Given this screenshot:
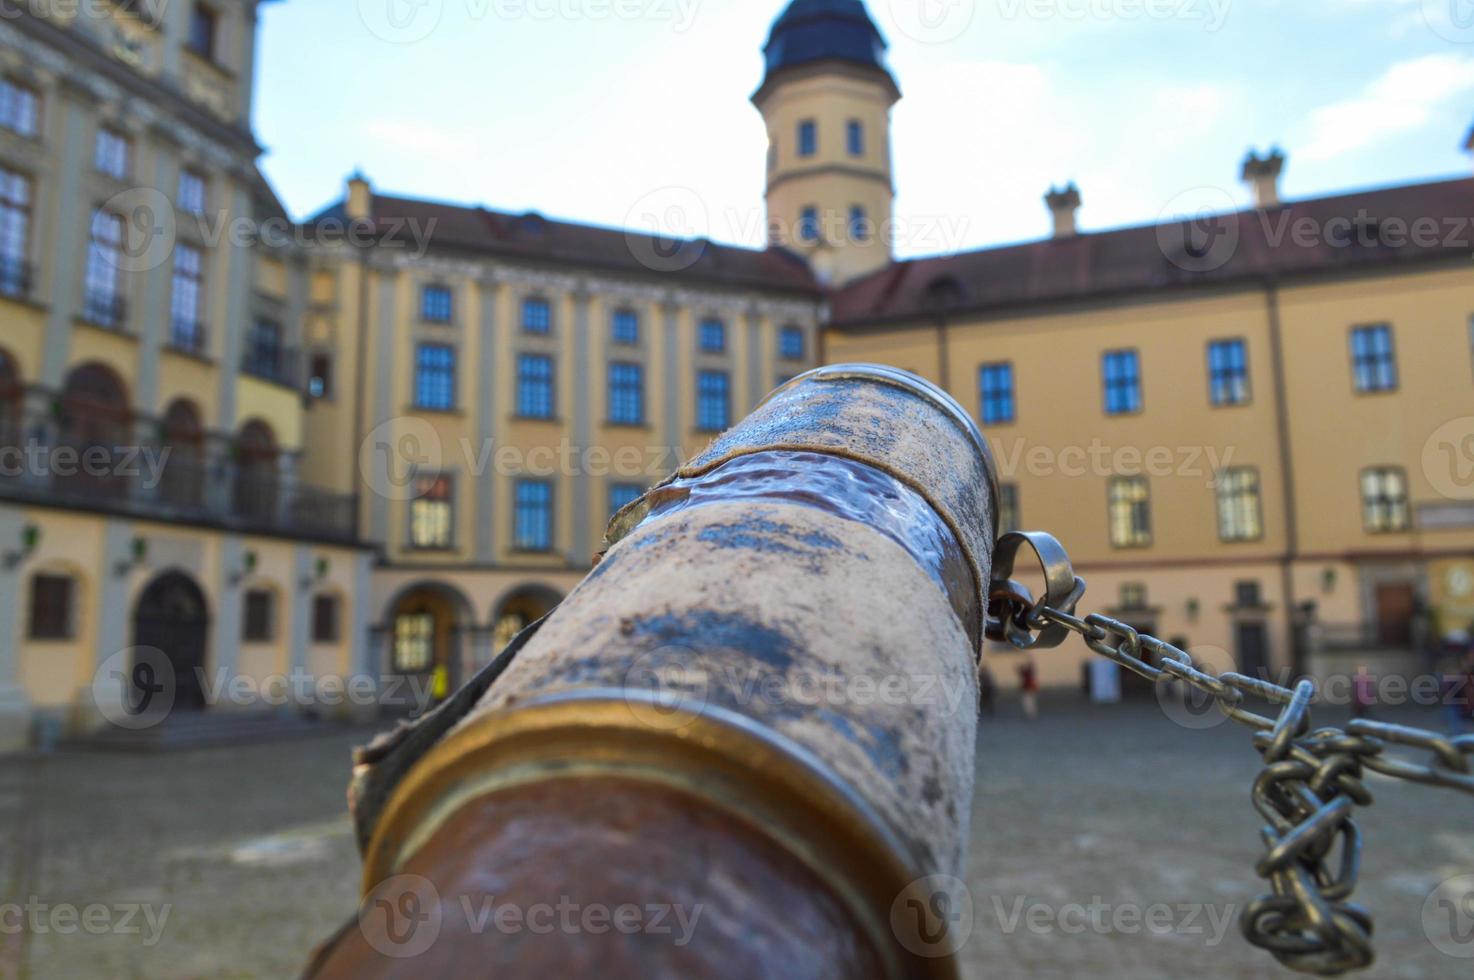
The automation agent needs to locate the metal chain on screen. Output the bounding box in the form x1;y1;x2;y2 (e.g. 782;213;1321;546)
986;532;1474;977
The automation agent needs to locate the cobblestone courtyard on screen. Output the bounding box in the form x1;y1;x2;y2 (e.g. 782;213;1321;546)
2;697;1469;979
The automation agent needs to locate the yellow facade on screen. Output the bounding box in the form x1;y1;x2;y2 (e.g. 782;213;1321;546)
3;0;1472;752
0;2;374;750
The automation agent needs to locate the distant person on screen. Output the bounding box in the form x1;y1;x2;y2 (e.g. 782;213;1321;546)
977;663;997;717
1439;656;1468;735
1351;666;1376;720
1018;659;1039;722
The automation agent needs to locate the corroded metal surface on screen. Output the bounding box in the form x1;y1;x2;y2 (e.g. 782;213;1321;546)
334;366;996;979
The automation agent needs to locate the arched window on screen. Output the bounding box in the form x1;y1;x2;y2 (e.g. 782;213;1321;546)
57;363;129;499
0;348;19;447
232;420;278;523
160;399;204;509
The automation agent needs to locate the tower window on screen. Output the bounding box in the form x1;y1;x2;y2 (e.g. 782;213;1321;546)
798;119;817;157
849;206;869;242
847;120;864;157
799;207;820;243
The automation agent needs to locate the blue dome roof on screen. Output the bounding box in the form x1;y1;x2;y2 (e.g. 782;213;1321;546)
763;0;889;78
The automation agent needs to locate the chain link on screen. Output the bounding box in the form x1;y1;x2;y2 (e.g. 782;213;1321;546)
987;532;1474;977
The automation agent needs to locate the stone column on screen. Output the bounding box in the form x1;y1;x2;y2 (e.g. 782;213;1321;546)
569;285;592;566
474;279;502;563
0;509;32;750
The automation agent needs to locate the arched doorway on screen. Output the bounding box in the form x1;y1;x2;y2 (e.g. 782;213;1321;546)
0;347;19;448
159;399;204;509
491;584;564;651
233;419;278;523
384;583;474;707
57;363;130;499
132;571;211;712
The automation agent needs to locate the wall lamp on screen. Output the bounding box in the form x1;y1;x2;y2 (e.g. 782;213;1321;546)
3;523;41;570
113;536;149;578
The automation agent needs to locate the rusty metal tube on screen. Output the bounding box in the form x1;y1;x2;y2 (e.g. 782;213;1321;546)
309;365;999;979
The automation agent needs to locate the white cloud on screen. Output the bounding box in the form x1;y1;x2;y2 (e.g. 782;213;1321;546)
1299;53;1474;162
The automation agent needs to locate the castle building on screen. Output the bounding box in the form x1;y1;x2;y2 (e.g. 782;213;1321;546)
0;0;1471;745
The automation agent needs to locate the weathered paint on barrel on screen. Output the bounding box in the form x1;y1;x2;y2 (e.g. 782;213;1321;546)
323;365;996;979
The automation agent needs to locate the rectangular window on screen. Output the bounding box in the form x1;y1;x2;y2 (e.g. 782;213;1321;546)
1120;583;1149;610
0;79;38;138
1350;324;1397;393
997;483;1020;533
609;482;643;518
393;613;434;673
84;210;125;328
1361;467;1410;533
849;206;869;242
608;361;644;425
414;343;456;411
697;370;730;432
516;353;554;418
799;207;820;243
94;127;129;180
178;169;207;215
514;479;553;552
699;318;726;353
311;595;340;644
847;119;864;157
0;167;31;298
1102;349;1142;415
410;474;454;549
798;119;817;157
421;284;453;323
169;244;204;353
779;326;804;360
245;318;284;379
978;362;1015;425
243;590;274;642
1235;581;1263;608
1216;467;1263;542
308;353;332;399
1108;476;1152;548
188;4;217;60
1208;338;1250;406
523;297;551;334
28;574;74;640
612;308;640;345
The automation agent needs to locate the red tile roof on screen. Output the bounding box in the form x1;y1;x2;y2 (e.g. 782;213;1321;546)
830;176;1474;328
308;193;822;295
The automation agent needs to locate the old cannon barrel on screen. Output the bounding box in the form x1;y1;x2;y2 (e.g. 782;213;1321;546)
309;365;1000;979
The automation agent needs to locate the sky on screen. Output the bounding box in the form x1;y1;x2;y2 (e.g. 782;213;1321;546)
254;0;1474;258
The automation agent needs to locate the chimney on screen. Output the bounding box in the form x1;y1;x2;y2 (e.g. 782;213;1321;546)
345;170;373;222
1044;183;1082;239
1240;149;1285;209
